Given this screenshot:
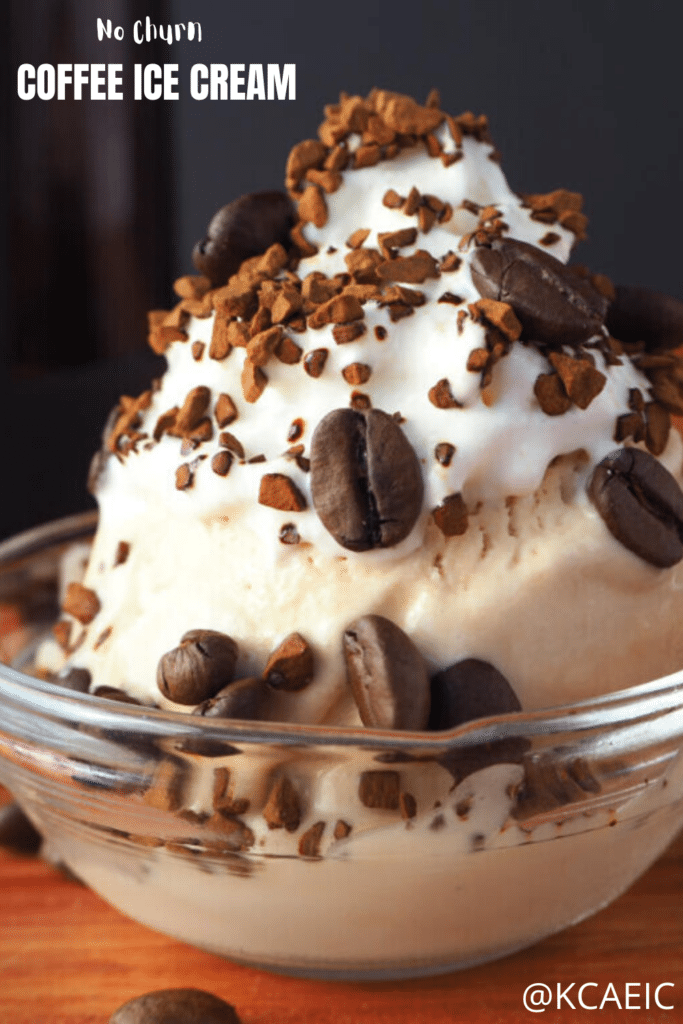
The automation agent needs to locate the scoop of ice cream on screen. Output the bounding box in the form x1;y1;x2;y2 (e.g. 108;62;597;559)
49;88;683;726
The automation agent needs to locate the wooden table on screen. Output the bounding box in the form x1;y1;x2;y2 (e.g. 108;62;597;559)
1;784;681;1024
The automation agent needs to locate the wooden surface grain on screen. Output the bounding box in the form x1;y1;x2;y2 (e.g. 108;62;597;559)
0;782;681;1024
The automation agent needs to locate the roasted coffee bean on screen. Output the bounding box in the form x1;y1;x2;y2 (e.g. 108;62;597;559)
587;447;683;567
157;629;238;705
109;988;241;1024
0;802;42;855
93;686;143;705
310;408;423;551
193;677;268;721
429;658;521;731
470;238;608;346
55;667;92;693
192;191;296;286
343;615;430;730
606;284;683;351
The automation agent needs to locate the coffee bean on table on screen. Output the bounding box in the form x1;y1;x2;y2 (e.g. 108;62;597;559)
587;448;683;567
0;802;42;855
310;408;424;551
429;658;522;731
109;988;241;1024
192;191;296;287
157;630;238;705
470;238;608;345
343;615;430;730
606;285;683;351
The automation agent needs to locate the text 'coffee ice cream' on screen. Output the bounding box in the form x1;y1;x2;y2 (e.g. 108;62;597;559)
47;88;683;730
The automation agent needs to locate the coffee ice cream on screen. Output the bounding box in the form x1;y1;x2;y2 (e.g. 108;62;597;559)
45;89;683;725
25;90;683;975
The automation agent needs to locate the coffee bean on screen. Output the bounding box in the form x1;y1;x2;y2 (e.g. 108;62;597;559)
343;615;430;730
310;408;423;551
93;686;143;705
587;448;683;567
429;658;521;731
192;677;269;721
192;191;296;287
157;630;238;705
109;988;241;1024
55;667;92;693
0;802;42;855
606;285;683;351
470;238;608;346
429;660;527;783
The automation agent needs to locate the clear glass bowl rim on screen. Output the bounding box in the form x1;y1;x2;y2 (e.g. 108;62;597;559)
2;510;683;755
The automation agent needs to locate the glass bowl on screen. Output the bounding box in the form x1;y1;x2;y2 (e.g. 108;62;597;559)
1;512;683;980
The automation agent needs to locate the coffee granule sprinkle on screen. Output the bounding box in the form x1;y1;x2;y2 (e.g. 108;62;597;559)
346;228;371;249
279;523;300;545
259;473;307;512
288;418;305;442
298;821;325;857
375;325;388;341
428;379;462;409
333;321;366;345
332;819;352;840
383;189;404;209
191;341;205;361
350;391;372;410
94;626;113;650
114;541;130;566
175;463;194;490
63;582;101;625
218;432;245;458
211;451;233;477
342;362;372;385
303;348;328;377
438;292;464;305
434;442;456;466
440;252;462;273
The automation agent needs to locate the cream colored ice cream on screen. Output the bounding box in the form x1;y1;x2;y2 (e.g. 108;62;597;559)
29;88;683;979
47;90;683;722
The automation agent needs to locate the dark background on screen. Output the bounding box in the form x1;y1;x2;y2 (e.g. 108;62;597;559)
3;0;683;537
